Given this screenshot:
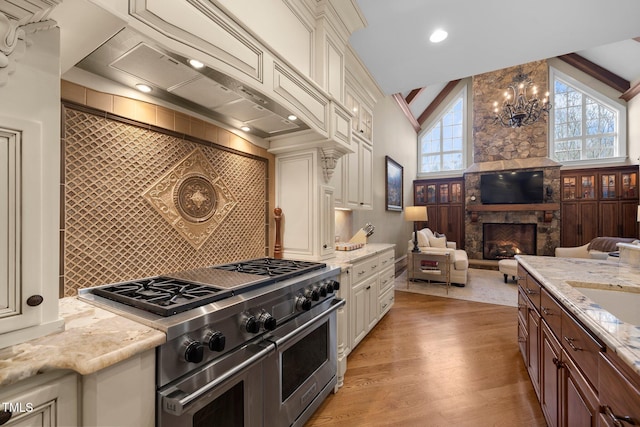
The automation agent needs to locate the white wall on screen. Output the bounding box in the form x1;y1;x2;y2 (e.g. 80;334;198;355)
351;96;418;263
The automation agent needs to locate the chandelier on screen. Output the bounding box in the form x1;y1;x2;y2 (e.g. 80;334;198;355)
493;70;552;128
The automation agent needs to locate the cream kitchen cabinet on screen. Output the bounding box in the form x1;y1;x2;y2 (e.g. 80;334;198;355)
346;138;373;210
0;26;64;349
351;274;378;348
0;371;78;426
348;248;395;350
346;89;373;144
329;137;372;210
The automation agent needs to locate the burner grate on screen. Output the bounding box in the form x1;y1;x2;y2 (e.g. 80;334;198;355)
213;258;326;278
92;277;232;316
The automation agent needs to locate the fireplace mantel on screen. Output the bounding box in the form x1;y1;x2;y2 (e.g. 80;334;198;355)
467;203;560;222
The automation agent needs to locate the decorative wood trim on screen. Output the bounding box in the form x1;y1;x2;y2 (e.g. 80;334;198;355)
467;203;560;212
392;93;421;132
557;53;630;94
405;88;424;105
620;81;640;102
467;203;559;223
417;80;461;126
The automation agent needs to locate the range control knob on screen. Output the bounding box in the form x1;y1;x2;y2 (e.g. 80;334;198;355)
296;296;312;311
184;340;205;364
205;331;226;352
244;316;260;334
305;288;319;301
315;285;328;297
259;312;277;331
325;281;335;293
330;280;340;291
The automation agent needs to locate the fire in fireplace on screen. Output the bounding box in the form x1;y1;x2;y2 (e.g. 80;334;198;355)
483;223;537;260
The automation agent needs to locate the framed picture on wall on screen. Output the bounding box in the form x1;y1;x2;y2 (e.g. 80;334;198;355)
385;156;403;211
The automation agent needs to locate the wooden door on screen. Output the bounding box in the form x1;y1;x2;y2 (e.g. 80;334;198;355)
599;202;620;237
561;202;597;247
621;201;639;238
540;322;561;427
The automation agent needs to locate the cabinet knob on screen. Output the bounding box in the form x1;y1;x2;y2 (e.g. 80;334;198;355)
26;295;43;307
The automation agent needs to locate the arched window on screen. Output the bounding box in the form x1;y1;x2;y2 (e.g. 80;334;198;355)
550;67;626;163
418;86;467;174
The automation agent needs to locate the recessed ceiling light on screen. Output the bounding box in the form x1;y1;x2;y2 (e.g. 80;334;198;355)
188;58;204;69
287;114;297;121
429;29;448;43
135;83;152;93
240;126;251;132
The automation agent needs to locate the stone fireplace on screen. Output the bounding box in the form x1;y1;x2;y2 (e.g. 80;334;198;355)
464;59;561;259
483;223;537;259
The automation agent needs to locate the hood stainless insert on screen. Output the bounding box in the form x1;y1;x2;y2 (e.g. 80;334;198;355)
74;27;308;138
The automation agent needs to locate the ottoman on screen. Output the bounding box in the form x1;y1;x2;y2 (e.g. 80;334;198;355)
498;259;518;283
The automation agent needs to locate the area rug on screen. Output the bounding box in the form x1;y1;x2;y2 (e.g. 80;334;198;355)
395;268;518;307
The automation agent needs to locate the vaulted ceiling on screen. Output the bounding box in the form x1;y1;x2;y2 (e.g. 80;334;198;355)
350;0;640;131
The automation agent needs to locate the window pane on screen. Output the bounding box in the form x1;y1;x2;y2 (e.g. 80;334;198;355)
552;75;621;162
418;92;465;174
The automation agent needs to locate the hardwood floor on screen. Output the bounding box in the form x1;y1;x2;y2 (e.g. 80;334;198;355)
305;291;546;427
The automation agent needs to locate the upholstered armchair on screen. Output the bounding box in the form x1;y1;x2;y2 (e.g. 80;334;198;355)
407;228;469;286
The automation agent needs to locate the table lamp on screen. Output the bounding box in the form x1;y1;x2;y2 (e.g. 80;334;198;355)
405;206;428;253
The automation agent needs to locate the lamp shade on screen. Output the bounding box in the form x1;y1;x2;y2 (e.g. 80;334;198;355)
405;206;428;222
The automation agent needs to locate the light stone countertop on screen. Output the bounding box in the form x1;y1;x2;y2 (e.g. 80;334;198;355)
0;297;166;387
515;254;640;376
328;243;396;270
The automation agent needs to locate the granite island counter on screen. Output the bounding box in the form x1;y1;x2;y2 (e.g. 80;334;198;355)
515;254;640;376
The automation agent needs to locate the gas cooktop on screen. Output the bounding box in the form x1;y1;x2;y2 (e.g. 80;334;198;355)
88;258;327;317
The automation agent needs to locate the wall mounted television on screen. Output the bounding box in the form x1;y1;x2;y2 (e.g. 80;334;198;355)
480;170;544;204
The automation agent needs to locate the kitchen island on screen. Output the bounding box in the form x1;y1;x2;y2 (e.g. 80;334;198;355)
516;254;640;374
515;253;640;426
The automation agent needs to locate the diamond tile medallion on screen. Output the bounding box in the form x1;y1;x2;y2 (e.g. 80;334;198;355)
143;148;238;249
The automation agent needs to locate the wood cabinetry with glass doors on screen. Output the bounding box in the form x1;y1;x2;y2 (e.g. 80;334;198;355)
413;178;464;248
560;166;638;247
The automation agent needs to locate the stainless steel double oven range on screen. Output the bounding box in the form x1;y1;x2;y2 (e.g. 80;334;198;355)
79;258;343;427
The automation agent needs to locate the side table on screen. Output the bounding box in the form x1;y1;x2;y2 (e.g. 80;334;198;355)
408;251;451;293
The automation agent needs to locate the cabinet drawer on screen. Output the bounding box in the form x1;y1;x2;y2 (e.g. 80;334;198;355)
378;266;395;295
517;287;528;326
378;249;395;271
379;287;394;317
560;308;604;390
352;255;379;282
524;274;541;311
598;352;640;427
540;288;562;338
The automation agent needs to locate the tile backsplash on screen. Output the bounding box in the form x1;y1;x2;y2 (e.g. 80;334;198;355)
61;104;269;296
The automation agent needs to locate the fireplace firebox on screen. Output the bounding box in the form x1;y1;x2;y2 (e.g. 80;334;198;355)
483;223;537;260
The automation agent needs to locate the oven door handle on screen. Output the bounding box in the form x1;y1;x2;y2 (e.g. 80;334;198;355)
161;343;274;416
270;297;345;346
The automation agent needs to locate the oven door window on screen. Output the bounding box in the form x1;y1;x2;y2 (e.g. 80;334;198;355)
282;322;328;400
193;382;244;427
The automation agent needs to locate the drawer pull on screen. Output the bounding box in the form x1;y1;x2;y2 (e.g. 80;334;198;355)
358;270;366;275
603;405;637;426
552;357;565;369
371;264;377;269
517;304;527;310
541;306;553;316
563;336;583;352
526;288;538;295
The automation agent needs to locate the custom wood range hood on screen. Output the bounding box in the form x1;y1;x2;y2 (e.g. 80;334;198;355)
53;0;356;154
